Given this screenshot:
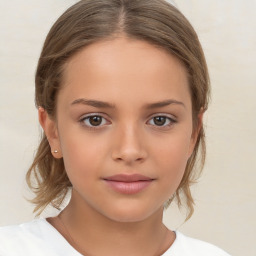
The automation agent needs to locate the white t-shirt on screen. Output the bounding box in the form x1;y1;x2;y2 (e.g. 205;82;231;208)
0;219;231;256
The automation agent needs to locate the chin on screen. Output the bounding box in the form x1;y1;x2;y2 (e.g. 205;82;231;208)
102;202;163;223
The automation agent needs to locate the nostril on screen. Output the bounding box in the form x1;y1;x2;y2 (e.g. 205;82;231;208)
112;152;147;164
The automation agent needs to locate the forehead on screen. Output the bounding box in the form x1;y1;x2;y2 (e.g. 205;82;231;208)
59;37;191;109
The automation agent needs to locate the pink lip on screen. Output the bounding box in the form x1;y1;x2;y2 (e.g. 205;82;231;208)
103;174;155;194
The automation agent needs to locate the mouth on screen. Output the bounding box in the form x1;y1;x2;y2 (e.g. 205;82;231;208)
102;174;155;194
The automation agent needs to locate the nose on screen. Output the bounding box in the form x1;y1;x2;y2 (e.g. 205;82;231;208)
111;124;147;165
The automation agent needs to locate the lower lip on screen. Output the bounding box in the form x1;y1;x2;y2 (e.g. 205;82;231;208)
103;180;153;194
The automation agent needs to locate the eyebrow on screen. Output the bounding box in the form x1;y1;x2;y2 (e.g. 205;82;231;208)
71;98;185;109
145;99;185;109
71;98;115;108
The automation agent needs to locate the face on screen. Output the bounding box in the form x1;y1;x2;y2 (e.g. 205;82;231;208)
43;37;199;222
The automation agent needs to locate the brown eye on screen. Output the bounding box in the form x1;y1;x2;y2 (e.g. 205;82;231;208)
81;115;108;127
153;116;167;126
148;115;176;127
89;116;102;126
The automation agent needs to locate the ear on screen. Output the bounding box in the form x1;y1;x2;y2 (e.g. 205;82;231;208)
38;107;63;159
188;109;204;158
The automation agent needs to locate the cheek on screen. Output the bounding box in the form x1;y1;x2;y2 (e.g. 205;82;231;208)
58;129;108;184
153;130;192;189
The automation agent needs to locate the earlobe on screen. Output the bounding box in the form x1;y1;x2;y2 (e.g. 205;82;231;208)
38;107;63;159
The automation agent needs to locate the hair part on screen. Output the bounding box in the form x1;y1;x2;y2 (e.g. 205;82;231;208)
26;0;210;219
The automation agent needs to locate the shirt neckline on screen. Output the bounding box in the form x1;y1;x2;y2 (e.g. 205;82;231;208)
39;217;179;256
39;218;83;255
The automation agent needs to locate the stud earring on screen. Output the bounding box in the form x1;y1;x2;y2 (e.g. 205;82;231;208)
53;150;58;153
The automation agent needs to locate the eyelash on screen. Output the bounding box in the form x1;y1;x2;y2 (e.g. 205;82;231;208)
147;115;177;128
79;113;109;130
79;113;177;130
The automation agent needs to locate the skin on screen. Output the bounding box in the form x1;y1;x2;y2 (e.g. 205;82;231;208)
39;37;202;256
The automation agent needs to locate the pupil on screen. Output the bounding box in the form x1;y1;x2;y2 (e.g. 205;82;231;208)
154;116;166;126
90;116;102;126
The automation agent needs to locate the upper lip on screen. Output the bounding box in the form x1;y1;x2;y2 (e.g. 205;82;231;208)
103;174;154;182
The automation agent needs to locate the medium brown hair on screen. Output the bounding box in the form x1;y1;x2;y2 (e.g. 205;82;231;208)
26;0;210;219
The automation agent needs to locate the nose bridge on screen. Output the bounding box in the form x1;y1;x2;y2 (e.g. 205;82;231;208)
112;121;147;164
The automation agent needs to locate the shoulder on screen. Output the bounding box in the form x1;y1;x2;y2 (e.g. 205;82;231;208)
0;219;51;255
0;218;80;256
0;218;48;239
0;219;42;242
163;231;231;256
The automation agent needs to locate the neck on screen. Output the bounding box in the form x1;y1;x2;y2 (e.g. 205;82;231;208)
54;189;174;256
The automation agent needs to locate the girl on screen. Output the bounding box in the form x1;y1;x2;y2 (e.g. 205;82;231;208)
0;0;231;255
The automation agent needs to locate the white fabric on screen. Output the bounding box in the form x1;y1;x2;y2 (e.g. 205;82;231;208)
0;219;231;256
